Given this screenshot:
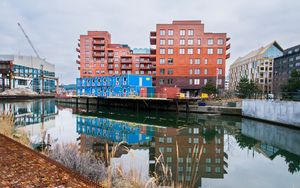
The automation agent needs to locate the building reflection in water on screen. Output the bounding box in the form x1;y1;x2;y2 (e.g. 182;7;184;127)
0;99;57;144
76;115;228;187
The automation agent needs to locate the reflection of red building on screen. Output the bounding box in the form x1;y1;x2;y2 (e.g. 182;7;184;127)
151;125;226;187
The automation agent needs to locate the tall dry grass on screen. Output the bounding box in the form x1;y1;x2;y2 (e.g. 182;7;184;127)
0;111;30;145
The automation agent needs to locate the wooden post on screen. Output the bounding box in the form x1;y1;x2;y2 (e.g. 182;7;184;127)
86;98;89;112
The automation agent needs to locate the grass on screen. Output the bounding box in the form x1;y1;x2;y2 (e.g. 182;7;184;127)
0;112;30;146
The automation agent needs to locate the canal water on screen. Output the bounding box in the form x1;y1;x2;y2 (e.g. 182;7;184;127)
1;99;300;188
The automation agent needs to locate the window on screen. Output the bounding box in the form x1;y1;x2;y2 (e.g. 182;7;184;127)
178;157;184;163
189;79;193;85
167;147;172;152
204;68;208;75
197;39;201;45
135;63;139;68
135;71;139;74
179;48;185;54
296;56;300;60
205;166;211;173
160;29;165;36
217;48;223;54
218;68;222;75
215;167;221;173
187;29;194;36
194;68;200;74
208;38;214;45
168;58;173;64
159;147;164;153
180;29;186;36
215;158;221;164
208;48;213;54
194;79;200;85
197;48;201;54
160;39;166;45
85;57;90;62
204;59;208;64
187;48;193;54
193;128;199;134
167;69;173;75
167;137;172;143
160;48;165;54
167;79;173;84
115;64;119;68
217;38;224;45
168;39;174;45
168;29;174;36
160;69;165;75
218;79;222;85
159;137;164;143
160;58;165;64
204;79;208;85
188;39;193;45
180;39;185;45
168;48;174;54
195;59;200;64
114;57;119;62
206;158;211;163
167;157;172;163
189;69;193;75
217;58;223;64
189;59;193;65
122;51;126;56
159;79;164;85
114;51;118;56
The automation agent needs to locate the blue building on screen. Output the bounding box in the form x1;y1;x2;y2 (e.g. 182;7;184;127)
0;55;56;93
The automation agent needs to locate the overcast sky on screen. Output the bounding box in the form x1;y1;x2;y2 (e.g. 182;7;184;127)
1;0;299;84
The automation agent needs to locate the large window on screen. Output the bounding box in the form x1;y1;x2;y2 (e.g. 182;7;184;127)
160;48;165;54
168;58;173;64
168;29;174;36
160;58;165;64
195;59;200;64
179;48;185;54
160;39;166;45
217;38;224;45
217;58;223;64
194;68;200;75
208;38;214;45
208;48;213;54
204;68;208;75
197;39;201;45
217;48;223;54
168;48;174;54
168;39;174;45
194;79;200;85
180;39;185;45
167;69;173;75
197;48;201;54
187;48;193;54
188;39;194;45
187;29;194;36
160;29;166;36
160;69;165;75
180;29;186;36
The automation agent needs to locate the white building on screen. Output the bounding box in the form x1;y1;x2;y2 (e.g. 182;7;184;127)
229;41;283;94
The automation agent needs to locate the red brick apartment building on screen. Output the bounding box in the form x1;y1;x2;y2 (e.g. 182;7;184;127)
76;31;155;78
76;21;230;94
150;20;230;94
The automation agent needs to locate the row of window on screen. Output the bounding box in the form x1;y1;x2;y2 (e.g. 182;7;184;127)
82;70;153;75
85;62;153;68
159;38;224;46
159;58;223;65
159;68;223;75
159;48;224;55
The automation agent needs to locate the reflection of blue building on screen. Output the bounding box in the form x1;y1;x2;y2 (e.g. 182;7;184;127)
0;99;56;127
76;116;153;144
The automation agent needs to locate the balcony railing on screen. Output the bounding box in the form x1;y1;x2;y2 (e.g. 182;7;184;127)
93;40;105;45
150;31;156;37
121;59;132;63
76;60;80;64
150;49;156;55
226;44;231;50
226;53;231;59
93;46;105;51
76;48;80;52
150;38;156;45
93;52;105;57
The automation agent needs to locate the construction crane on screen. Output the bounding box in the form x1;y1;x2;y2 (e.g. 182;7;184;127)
17;22;40;58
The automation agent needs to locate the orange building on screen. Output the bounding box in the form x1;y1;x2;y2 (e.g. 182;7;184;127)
150;20;230;95
76;31;155;78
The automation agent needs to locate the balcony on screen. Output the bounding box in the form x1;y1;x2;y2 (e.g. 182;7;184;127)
150;31;156;37
78;67;80;70
226;44;231;50
149;55;156;61
108;52;114;57
121;58;132;63
150;38;156;45
108;58;114;63
93;46;105;51
93;52;105;57
108;66;114;70
77;43;80;47
226;37;231;42
78;55;80;59
93;40;105;45
76;48;80;52
150;48;156;55
76;60;80;64
226;53;231;59
121;66;132;70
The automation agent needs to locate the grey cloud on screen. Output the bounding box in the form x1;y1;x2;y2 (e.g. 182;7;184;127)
0;0;299;84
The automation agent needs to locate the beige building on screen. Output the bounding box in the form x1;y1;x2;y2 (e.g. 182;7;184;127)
229;41;283;94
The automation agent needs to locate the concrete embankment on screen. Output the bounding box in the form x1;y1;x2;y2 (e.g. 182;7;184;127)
242;99;300;128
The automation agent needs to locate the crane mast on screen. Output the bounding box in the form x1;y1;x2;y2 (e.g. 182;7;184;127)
17;22;40;58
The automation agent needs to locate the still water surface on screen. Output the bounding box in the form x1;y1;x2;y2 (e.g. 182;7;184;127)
1;99;300;188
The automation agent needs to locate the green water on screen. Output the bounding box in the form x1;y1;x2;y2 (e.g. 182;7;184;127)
1;99;299;188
